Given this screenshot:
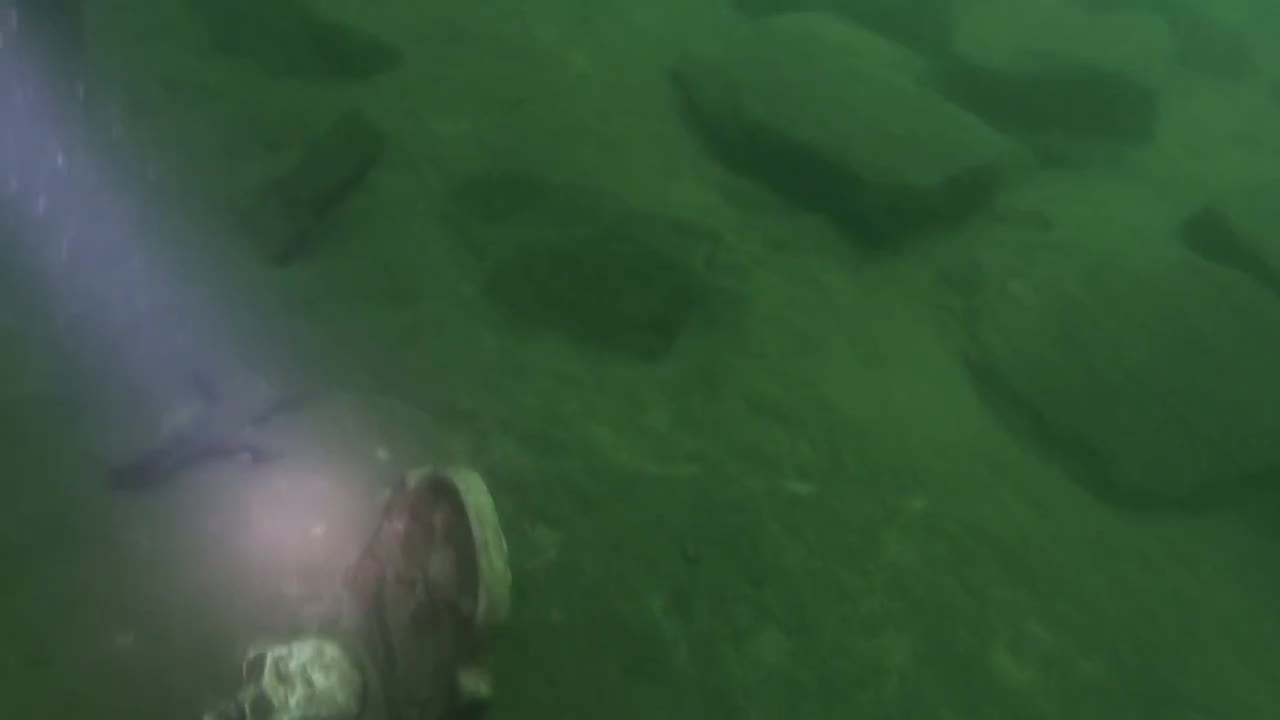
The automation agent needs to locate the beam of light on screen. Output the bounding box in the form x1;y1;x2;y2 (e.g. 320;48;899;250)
1;4;400;658
1;1;259;420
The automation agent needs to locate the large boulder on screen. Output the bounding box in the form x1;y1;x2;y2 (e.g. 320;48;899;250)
673;13;1023;251
185;0;402;79
937;0;1165;155
731;0;959;56
948;188;1280;508
1067;0;1258;78
953;0;1175;87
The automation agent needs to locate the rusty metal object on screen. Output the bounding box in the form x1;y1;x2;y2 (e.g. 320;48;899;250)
344;466;511;720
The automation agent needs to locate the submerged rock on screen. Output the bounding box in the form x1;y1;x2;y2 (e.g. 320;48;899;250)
186;0;402;79
951;216;1280;509
940;0;1164;155
673;13;1022;251
1068;0;1257;78
731;0;959;56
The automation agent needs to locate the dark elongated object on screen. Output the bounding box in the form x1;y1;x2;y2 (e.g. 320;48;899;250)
242;109;387;266
106;384;312;492
106;433;274;492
